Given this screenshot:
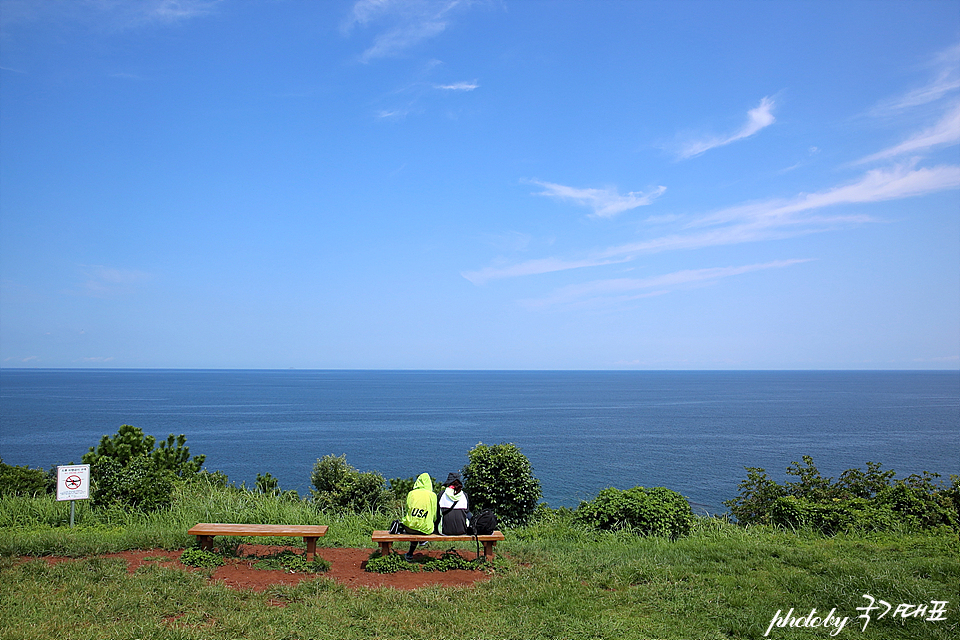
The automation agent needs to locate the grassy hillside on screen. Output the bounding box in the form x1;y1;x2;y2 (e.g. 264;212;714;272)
1;484;957;639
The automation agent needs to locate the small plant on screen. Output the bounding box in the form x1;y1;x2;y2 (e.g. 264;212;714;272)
364;550;500;574
364;551;418;574
254;550;330;573
179;548;224;568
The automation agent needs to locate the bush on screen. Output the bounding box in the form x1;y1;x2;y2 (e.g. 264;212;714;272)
310;454;387;513
724;457;959;533
574;486;694;538
179;548;224;568
0;459;54;497
90;456;176;511
462;442;542;527
80;425;206;512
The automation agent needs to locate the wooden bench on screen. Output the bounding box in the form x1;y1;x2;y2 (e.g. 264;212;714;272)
372;530;506;560
188;523;328;561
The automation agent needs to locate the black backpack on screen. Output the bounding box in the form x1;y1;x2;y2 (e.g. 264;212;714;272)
472;509;497;536
470;508;498;559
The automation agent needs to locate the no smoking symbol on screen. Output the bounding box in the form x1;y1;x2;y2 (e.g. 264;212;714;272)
65;475;82;490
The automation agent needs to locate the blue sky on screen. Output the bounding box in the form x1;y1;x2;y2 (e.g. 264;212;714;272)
1;0;958;370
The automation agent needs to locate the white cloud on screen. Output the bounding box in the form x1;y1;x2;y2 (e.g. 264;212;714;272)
524;260;811;309
676;96;776;159
528;180;666;218
461;255;633;286
858;100;960;164
435;80;479;91
870;42;960;115
467;162;960;284
345;0;470;62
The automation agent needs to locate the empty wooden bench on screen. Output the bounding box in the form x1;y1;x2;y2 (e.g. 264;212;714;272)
188;523;328;561
372;530;506;560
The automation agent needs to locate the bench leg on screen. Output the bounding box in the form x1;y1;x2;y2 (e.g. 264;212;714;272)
378;541;393;556
482;541;496;560
304;537;317;562
197;535;214;551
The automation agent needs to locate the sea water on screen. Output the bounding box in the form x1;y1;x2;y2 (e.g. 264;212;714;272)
1;369;957;514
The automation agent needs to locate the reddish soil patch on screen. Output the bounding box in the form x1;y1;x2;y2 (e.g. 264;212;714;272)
41;544;494;592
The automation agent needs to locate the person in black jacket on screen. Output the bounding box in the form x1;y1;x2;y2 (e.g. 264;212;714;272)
438;472;469;535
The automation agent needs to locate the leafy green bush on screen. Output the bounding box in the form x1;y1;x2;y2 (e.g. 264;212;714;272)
80;425;206;512
462;442;542;527
364;551;416;574
310;454;387;513
179;548;225;568
0;459;54;497
573;486;694;538
89;456;177;511
724;456;959;533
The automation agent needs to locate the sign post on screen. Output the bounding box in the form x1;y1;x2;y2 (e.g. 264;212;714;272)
56;464;90;528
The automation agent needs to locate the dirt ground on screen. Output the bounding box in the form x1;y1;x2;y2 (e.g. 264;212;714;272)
42;544;494;591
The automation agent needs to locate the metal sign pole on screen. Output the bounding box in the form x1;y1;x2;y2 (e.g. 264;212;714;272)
70;501;75;528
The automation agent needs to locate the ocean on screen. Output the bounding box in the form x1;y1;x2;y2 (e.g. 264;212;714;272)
1;369;957;514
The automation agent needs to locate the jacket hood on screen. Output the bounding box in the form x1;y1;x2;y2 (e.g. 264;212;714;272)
413;472;432;491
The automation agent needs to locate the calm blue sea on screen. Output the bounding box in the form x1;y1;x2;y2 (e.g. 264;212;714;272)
1;369;957;514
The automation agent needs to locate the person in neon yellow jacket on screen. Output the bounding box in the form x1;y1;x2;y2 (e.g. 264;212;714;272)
400;472;439;560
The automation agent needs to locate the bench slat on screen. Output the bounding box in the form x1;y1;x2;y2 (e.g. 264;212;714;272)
188;523;328;537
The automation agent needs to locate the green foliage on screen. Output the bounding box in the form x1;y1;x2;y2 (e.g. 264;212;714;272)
364;551;416;573
573;486;694;538
462;442;542;527
0;459;54;497
82;425;205;478
80;426;206;512
253;550;330;573
310;454;388;513
364;550;495;574
179;548;224;568
725;456;959;534
89;456;177;511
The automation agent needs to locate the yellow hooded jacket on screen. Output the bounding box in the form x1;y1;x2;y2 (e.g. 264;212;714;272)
400;472;438;535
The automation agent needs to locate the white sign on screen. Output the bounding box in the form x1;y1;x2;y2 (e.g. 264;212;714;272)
57;464;90;501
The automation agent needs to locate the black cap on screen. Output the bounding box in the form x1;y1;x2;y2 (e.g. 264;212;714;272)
445;472;462;486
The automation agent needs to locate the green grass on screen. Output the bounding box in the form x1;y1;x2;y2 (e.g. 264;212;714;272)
1;487;957;639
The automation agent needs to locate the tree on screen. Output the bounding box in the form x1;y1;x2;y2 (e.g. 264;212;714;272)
81;425;206;511
462;442;542;527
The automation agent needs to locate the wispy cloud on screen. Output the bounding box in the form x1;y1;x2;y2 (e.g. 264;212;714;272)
675;96;776;159
435;80;479;91
345;0;471;62
467;162;960;285
869;42;960;116
528;180;666;218
524;259;811;309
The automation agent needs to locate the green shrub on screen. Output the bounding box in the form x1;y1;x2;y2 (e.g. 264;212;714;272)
179;548;224;568
462;442;542;527
725;457;959;533
310;454;387;513
364;551;417;574
90;456;176;511
0;459;54;497
573;486;694;538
